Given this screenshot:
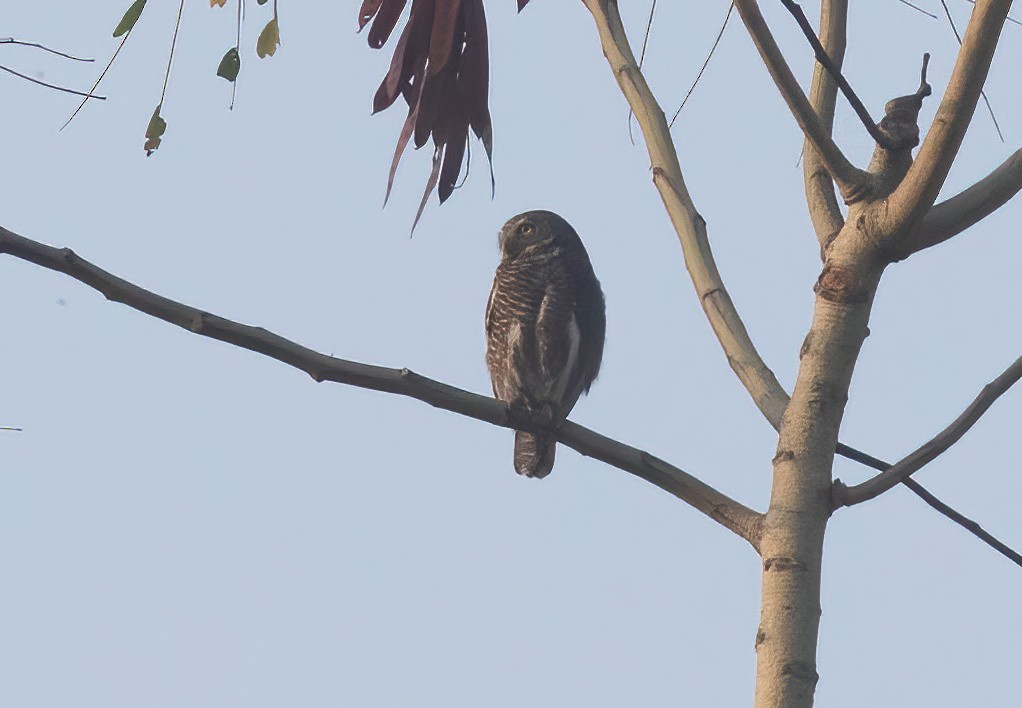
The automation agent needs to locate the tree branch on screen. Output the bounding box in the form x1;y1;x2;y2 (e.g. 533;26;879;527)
801;0;847;251
780;0;894;151
0;63;106;100
886;0;1012;235
834;444;1022;567
0;224;763;551
581;1;1022;568
582;0;790;427
0;37;94;62
901;477;1022;566
732;0;870;202
898;148;1022;257
834;353;1022;508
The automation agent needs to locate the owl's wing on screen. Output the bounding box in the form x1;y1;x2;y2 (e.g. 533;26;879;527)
574;278;606;395
537;281;583;410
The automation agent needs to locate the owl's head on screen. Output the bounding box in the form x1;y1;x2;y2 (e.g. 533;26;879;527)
498;210;581;261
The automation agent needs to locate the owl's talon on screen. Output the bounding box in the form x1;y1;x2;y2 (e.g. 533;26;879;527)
506;398;558;432
533;402;556;428
507;398;533;427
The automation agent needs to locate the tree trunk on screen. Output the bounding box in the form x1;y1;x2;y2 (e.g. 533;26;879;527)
754;231;885;706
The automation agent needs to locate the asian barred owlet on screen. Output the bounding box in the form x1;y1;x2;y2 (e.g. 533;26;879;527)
485;210;606;478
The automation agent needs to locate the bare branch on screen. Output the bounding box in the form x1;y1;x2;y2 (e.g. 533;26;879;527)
732;0;870;201
581;1;1018;565
894;0;939;20
901;477;1022;566
937;0;1004;142
835;353;1022;508
0;63;106;100
801;0;847;250
626;0;657;145
668;2;733;128
886;0;1012;235
899;148;1022;255
0;38;94;62
0;224;763;550
779;0;894;150
834;443;1022;567
582;0;790;427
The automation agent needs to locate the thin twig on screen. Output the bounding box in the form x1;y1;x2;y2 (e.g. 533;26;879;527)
902;478;1022;566
60;31;132;131
894;0;938;20
836;353;1022;507
669;3;733;128
0;38;94;61
230;0;244;109
0;224;764;551
778;0;894;149
732;0;870;199
627;0;657;145
834;444;1022;567
637;0;656;67
938;0;1004;142
159;0;186;107
584;0;791;425
886;0;1011;234
0;64;106;100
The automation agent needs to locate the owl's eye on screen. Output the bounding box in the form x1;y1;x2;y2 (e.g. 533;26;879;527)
517;223;535;238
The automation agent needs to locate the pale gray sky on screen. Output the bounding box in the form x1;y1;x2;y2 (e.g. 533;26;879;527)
2;2;1020;706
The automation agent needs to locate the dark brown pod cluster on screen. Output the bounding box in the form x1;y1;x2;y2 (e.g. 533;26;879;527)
359;0;532;225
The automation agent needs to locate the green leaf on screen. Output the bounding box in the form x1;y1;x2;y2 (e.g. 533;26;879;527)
113;0;147;37
256;18;280;58
144;104;167;155
216;47;241;82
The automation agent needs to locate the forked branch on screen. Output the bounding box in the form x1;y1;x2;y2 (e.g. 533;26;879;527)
583;0;1020;567
835;353;1022;508
835;444;1022;567
779;0;893;150
582;0;790;427
732;0;870;201
886;0;1012;235
801;0;848;248
0;225;763;550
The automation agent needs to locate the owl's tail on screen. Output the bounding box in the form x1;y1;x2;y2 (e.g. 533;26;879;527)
514;432;556;479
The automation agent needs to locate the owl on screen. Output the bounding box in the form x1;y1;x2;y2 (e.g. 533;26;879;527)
485;210;606;478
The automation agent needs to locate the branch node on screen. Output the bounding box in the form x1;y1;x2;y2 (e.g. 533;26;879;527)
782;661;820;687
189;311;207;333
755;627;767;650
701;286;722;303
867;53;934;195
831;478;848;509
763;556;807;573
772;449;794;465
813;264;869;304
